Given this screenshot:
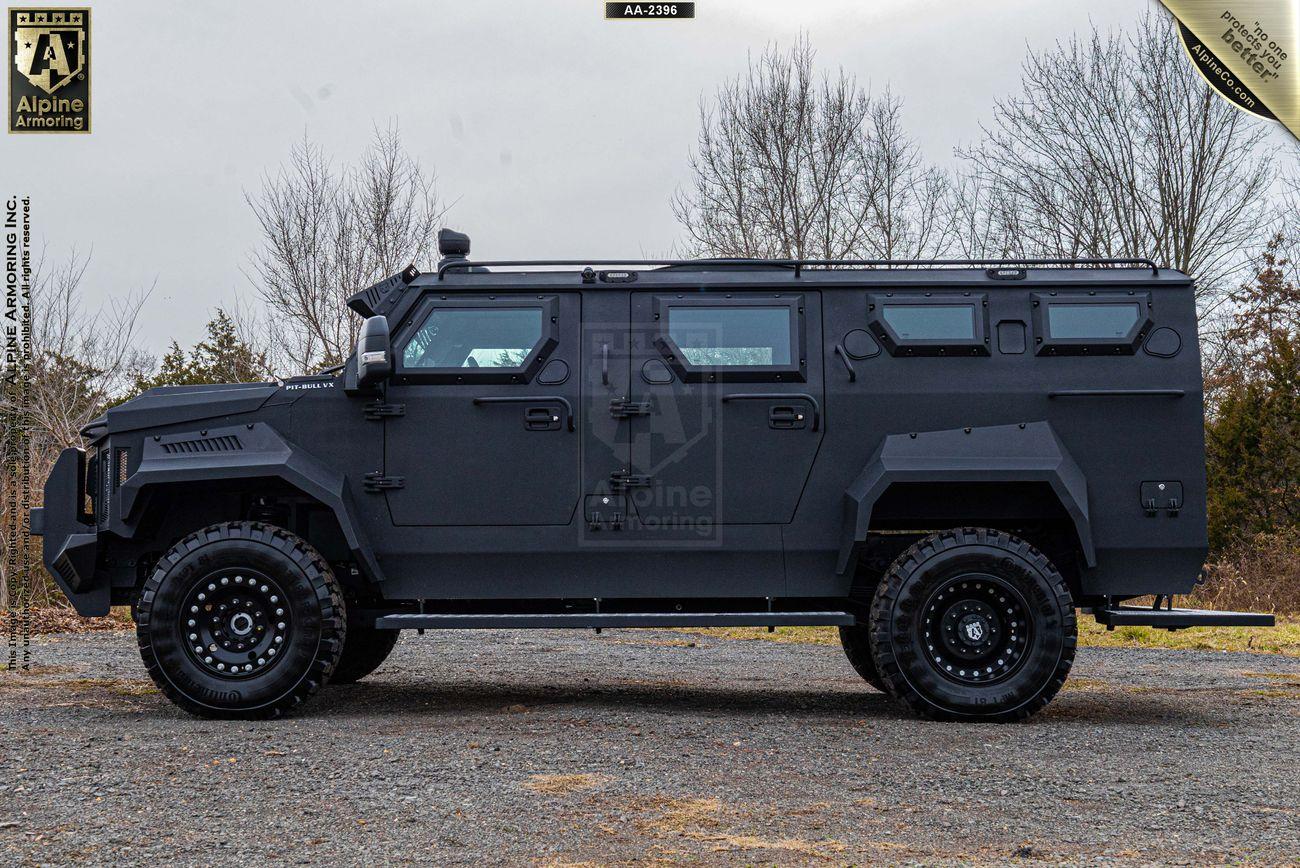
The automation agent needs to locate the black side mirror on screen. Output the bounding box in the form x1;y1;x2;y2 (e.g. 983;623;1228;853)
355;315;392;388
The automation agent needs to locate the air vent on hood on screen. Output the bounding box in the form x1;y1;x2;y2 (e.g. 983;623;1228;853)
161;435;244;455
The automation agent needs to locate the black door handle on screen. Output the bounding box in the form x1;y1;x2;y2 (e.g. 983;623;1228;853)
601;343;609;386
768;406;807;429
721;393;820;431
473;396;575;431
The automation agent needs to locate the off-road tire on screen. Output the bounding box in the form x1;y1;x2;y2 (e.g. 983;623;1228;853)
869;527;1075;722
330;626;400;684
135;521;346;719
838;625;887;692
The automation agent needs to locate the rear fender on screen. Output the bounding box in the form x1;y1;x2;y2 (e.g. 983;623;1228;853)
837;421;1093;574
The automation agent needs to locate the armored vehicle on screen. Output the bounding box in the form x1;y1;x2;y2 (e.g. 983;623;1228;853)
31;229;1273;721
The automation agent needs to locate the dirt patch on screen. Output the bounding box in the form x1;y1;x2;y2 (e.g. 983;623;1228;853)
522;773;608;795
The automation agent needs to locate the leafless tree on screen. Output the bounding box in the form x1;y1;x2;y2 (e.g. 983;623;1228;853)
1;247;151;607
672;38;952;260
245;124;446;372
955;12;1275;309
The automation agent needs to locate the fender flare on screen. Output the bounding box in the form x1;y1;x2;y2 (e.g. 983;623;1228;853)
837;421;1094;575
118;422;384;585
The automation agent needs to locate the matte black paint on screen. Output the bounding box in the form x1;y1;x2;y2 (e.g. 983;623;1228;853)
34;261;1214;618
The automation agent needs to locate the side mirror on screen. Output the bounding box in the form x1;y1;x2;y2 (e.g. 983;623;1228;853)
355;315;392;389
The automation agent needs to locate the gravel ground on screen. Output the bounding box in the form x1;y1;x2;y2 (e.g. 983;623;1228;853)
1;628;1297;866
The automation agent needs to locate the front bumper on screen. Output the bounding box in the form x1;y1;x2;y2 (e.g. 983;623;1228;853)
30;447;107;615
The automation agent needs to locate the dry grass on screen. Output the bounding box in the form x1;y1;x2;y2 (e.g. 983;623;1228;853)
522;773;608;795
679;616;1300;656
1196;528;1300;614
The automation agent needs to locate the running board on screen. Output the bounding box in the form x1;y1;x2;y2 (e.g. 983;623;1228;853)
372;611;856;630
1094;606;1275;630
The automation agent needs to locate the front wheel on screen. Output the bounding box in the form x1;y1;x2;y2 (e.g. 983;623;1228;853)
869;528;1076;722
135;522;346;719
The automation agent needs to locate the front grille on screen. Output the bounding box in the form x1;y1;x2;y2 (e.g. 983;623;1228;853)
117;447;129;484
161;434;243;455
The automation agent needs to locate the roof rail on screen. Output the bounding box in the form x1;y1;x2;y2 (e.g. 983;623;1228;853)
437;256;1162;280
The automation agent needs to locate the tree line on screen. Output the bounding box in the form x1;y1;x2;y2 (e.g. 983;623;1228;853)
2;11;1296;611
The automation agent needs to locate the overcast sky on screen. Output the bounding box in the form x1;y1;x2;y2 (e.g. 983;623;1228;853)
1;0;1205;352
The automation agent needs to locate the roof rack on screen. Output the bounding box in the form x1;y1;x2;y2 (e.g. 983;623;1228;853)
437;256;1161;280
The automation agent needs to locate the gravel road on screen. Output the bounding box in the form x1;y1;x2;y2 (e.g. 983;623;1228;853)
1;628;1297;865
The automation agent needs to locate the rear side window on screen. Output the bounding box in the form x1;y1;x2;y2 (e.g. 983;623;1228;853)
1045;302;1141;339
403;307;543;368
666;306;793;367
881;305;976;340
1032;292;1152;355
867;293;990;357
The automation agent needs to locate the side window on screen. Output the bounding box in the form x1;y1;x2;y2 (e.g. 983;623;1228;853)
868;294;989;356
666;306;793;367
1045;302;1140;339
654;294;806;382
395;295;560;383
1033;292;1151;355
881;305;976;341
403;307;543;368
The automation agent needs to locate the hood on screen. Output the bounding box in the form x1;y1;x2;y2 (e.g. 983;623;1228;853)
83;382;280;444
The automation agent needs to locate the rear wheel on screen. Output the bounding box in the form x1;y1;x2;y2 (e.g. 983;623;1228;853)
330;626;400;684
869;527;1075;722
135;522;346;719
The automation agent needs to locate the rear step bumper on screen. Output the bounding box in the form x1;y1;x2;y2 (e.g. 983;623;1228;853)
372;611;856;630
1094;606;1275;629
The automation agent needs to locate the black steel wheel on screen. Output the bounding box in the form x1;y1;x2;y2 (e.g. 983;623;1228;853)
869;528;1075;722
330;625;400;684
136;522;345;719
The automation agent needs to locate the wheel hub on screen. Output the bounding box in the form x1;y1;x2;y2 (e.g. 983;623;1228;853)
920;573;1030;684
180;569;291;679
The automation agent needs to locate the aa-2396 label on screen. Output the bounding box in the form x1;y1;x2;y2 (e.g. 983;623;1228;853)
605;3;695;20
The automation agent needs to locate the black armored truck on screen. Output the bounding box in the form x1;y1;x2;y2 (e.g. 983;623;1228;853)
31;229;1274;721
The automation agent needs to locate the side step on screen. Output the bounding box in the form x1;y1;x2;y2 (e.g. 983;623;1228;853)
373;611;856;630
1095;606;1275;630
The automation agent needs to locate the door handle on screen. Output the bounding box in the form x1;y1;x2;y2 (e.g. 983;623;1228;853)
472;396;575;431
767;406;807;429
721;393;820;431
601;343;609;386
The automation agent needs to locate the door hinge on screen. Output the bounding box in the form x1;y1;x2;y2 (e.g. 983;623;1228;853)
364;401;406;420
609;398;651;418
610;471;653;491
363;472;406;492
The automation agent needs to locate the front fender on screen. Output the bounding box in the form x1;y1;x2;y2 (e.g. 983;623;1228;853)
118;422;384;584
837;421;1093;574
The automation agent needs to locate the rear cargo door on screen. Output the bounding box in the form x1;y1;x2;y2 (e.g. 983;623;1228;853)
627;290;825;526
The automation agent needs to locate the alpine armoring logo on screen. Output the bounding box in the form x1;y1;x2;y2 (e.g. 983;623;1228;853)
8;8;91;133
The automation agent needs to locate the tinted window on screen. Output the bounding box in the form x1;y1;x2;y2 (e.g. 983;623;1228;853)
666;306;793;366
881;305;975;340
1047;303;1140;339
402;307;543;368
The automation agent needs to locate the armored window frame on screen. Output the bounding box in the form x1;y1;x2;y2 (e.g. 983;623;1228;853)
393;294;559;385
866;293;989;357
1032;292;1152;356
652;294;806;383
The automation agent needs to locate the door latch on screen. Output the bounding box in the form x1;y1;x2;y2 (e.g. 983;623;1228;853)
363;401;406;420
609;398;651;419
609;471;653;492
363;472;406;492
